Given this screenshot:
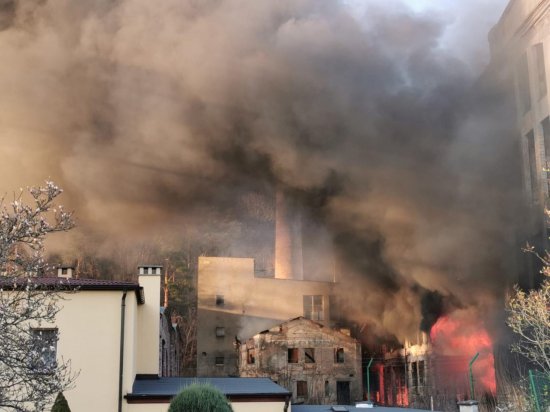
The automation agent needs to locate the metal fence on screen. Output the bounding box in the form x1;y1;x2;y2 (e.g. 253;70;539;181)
529;370;550;412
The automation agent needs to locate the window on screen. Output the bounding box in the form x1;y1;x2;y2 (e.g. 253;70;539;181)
304;348;315;363
325;380;330;397
411;361;418;393
297;380;308;397
334;347;344;363
535;43;547;98
215;295;224;306
303;295;324;321
215;356;224;366
247;348;256;364
30;329;57;373
517;53;532;114
288;348;299;363
526;130;538;200
418;360;425;386
215;327;225;338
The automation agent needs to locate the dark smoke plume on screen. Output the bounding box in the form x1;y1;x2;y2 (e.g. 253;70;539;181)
0;0;520;340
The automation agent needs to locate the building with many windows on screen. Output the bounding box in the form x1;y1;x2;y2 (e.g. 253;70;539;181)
489;0;550;287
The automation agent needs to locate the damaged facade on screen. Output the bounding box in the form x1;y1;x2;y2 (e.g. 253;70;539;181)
196;256;336;377
379;337;472;411
238;317;362;405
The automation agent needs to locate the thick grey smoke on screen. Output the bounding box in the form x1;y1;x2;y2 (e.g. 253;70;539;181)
0;0;520;340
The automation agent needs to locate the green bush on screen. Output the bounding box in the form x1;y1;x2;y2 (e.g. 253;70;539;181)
168;383;233;412
51;392;71;412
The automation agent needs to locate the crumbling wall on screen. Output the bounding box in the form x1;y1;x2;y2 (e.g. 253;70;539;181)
239;318;362;404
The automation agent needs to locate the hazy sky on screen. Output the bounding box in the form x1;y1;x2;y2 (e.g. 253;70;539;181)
343;0;509;72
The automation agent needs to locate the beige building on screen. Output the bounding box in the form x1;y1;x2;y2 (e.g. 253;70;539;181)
3;265;293;412
197;257;336;377
238;317;362;405
489;0;550;282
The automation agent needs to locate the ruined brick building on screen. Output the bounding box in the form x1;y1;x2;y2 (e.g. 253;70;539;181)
238;317;362;405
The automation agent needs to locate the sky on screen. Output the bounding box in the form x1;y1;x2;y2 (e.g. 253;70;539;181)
343;0;509;72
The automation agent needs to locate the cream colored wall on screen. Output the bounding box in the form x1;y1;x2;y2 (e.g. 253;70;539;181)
198;257;333;324
56;290;139;412
126;401;289;412
137;274;161;375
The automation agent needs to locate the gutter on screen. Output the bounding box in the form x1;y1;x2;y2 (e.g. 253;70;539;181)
118;290;128;412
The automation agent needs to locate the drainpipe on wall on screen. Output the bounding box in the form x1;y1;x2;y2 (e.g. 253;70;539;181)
118;291;128;412
283;395;291;412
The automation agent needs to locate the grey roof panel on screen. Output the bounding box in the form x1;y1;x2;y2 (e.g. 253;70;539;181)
130;377;291;397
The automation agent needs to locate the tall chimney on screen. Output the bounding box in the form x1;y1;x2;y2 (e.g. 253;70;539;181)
275;189;303;280
137;264;162;375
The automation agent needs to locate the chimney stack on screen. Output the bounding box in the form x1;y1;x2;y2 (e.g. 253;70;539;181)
137;264;162;376
57;266;75;279
274;189;303;280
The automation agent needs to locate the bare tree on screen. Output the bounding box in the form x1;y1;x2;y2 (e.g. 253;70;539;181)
0;181;76;411
506;244;550;375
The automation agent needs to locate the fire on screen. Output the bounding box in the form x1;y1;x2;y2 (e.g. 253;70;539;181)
430;314;496;395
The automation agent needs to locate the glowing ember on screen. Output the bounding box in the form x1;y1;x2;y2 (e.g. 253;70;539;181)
430;313;496;395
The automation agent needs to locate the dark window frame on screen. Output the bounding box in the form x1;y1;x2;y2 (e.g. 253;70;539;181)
335;347;345;363
288;348;299;363
297;380;308;397
29;328;58;374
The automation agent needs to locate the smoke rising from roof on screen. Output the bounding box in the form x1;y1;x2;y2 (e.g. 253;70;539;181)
0;0;520;340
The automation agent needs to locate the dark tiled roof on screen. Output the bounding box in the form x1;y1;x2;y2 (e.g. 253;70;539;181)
126;377;290;402
0;277;144;303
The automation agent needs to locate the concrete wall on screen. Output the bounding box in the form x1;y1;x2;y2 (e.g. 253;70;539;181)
197;257;335;376
239;318;362;404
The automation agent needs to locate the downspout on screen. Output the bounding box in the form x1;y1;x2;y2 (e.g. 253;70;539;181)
283;395;291;412
118;291;128;412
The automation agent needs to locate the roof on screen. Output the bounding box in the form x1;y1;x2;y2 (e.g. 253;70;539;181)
125;376;291;403
0;277;144;304
293;406;439;412
256;316;359;343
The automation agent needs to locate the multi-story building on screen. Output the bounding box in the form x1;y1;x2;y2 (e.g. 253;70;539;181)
489;0;550;287
196;256;335;377
238;317;362;405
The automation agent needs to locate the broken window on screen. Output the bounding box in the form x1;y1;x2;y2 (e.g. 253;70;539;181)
297;380;308;397
247;348;256;364
304;348;315;363
215;295;224;306
411;361;418;393
30;329;57;373
215;327;225;337
288;348;299;363
335;347;344;363
215;356;224;365
303;295;324;321
418;360;425;386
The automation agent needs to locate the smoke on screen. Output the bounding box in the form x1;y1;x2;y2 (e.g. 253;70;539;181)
0;0;520;340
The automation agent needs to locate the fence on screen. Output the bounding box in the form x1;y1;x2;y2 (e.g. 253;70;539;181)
529;370;550;412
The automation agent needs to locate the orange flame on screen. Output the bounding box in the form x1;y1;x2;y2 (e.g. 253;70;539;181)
430;314;496;395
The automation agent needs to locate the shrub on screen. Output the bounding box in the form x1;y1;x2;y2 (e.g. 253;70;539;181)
168;383;233;412
51;392;71;412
